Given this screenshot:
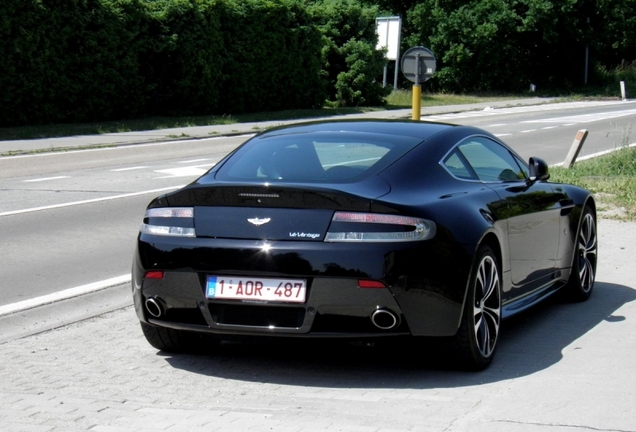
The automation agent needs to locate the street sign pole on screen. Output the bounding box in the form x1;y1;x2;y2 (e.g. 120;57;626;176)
412;53;421;120
400;46;436;121
393;19;402;91
382;65;388;88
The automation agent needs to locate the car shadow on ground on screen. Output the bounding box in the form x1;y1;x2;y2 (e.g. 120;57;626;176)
162;281;635;389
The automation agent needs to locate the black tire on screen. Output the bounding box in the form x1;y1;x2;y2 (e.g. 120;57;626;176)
564;206;597;302
453;245;502;370
140;322;219;353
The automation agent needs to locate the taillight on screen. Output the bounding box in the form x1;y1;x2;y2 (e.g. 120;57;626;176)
324;212;435;242
140;207;196;237
144;208;194;218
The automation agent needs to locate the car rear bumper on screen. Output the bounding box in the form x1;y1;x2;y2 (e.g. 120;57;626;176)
132;235;472;337
135;269;410;337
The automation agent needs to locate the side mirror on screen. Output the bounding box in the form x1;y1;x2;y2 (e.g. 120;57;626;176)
528;157;550;182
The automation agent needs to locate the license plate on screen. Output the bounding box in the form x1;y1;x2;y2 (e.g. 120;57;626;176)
206;276;306;303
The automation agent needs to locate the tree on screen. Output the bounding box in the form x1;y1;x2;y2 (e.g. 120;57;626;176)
405;0;608;92
309;0;389;106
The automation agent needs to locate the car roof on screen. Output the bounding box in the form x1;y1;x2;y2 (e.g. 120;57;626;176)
257;119;456;141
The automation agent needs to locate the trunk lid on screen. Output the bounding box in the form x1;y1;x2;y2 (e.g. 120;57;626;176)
157;179;392;241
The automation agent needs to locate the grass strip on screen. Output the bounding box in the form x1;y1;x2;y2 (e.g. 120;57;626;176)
550;145;636;220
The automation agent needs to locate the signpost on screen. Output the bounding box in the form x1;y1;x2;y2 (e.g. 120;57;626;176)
400;47;436;120
375;16;402;90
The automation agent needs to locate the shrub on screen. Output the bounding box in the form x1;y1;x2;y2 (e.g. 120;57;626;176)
138;0;225;115
309;0;389;107
0;0;148;125
217;0;325;113
0;0;388;126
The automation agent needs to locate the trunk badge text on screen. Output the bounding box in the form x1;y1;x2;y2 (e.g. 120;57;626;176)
248;217;271;226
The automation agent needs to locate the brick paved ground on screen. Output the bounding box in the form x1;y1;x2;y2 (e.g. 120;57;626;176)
1;219;635;432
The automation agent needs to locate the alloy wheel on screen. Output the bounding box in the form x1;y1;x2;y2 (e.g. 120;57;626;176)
473;254;501;358
576;212;597;293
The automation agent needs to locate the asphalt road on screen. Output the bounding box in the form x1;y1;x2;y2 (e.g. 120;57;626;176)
0;135;249;307
0;99;635;431
426;100;636;162
1;99;635;310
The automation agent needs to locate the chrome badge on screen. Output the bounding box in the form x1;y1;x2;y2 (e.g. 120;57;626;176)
247;217;271;226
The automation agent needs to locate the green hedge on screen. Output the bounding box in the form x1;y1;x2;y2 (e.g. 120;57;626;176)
0;0;148;125
139;0;225;116
217;0;325;113
0;0;385;127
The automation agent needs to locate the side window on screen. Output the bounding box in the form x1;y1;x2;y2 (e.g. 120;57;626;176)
443;151;475;180
513;155;530;179
457;137;526;182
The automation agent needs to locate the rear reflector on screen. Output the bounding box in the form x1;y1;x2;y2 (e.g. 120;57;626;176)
145;271;164;279
358;279;386;288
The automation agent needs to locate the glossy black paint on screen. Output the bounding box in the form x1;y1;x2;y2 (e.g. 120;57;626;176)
132;120;595;340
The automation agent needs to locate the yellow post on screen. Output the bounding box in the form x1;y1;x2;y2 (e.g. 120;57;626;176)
412;84;421;120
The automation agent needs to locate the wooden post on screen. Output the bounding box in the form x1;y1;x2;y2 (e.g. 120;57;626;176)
564;130;589;168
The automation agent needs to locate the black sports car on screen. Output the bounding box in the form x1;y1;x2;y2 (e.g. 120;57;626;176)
132;120;597;369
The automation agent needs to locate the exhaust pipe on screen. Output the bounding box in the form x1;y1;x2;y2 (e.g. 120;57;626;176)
145;297;164;318
370;309;399;330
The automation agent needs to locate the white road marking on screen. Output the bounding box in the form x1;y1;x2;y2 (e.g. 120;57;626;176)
110;166;149;172
0;275;131;316
0;186;183;217
523;108;636;124
154;164;214;178
155;167;208;178
551;142;636;166
23;176;70;183
179;158;210;164
424;102;636;127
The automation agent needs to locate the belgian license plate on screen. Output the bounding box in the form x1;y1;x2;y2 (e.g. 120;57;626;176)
206;276;306;303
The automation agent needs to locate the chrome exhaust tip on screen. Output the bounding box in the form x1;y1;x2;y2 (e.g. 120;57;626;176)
145;297;164;318
370;309;399;330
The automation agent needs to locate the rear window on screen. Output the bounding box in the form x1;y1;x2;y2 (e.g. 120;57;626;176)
214;132;422;183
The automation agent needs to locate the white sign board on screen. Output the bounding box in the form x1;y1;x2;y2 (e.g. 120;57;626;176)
376;17;401;61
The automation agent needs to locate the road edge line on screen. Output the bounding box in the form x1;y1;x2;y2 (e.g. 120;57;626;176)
0;186;183;217
0;275;131;317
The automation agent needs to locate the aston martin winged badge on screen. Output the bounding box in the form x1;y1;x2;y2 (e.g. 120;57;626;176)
247;217;271;226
